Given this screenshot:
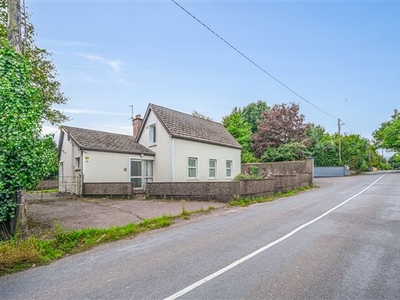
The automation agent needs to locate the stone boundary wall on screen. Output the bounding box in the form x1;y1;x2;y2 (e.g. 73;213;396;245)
83;182;144;197
147;159;313;202
241;159;313;176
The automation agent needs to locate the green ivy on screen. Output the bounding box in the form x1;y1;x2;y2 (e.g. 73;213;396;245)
0;42;44;222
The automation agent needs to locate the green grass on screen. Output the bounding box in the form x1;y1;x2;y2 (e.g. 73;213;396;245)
28;188;59;194
229;185;313;207
0;205;216;276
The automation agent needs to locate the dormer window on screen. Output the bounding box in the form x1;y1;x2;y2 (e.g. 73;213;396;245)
149;123;156;145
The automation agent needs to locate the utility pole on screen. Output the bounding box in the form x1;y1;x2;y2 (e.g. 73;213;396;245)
7;0;22;54
338;118;342;163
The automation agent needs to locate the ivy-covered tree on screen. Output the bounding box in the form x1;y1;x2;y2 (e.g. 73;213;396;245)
0;42;45;222
252;103;309;158
0;0;68;125
373;109;400;152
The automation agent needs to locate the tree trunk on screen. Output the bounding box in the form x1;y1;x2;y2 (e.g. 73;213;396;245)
7;0;22;54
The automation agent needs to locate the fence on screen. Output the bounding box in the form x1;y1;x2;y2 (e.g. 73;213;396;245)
59;175;83;195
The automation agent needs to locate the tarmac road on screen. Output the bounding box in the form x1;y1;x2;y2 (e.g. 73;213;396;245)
1;172;399;299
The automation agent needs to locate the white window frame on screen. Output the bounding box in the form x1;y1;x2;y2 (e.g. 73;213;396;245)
187;157;198;180
149;123;156;146
129;158;154;189
209;159;217;179
226;160;233;178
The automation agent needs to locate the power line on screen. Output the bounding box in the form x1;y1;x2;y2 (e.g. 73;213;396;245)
171;0;338;120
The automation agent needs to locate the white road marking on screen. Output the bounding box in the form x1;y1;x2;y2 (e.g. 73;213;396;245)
164;173;388;300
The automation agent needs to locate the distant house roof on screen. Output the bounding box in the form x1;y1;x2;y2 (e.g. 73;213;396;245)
138;103;242;150
60;126;155;156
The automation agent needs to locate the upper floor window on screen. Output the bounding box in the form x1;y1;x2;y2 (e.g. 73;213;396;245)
149;123;156;145
209;159;217;179
226;160;233;178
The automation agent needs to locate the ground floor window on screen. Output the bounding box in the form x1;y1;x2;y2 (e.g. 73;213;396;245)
130;159;153;188
226;160;233;178
209;159;217;179
188;157;198;179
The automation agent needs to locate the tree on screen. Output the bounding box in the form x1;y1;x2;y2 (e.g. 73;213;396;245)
0;0;68;124
388;152;400;169
242;100;270;133
251;103;309;158
0;42;45;222
306;124;338;167
222;108;257;162
373;109;400;152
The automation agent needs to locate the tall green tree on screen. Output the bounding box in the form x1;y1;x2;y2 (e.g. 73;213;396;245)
242;100;270;133
373;109;400;152
0;0;68;124
223;108;257;162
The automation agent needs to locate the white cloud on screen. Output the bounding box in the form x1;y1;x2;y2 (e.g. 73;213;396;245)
63;108;129;116
79;54;124;73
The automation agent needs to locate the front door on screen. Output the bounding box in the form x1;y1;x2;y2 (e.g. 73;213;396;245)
130;160;142;188
130;159;153;189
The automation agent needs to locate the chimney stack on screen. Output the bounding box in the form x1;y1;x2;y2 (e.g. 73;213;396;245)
132;114;143;141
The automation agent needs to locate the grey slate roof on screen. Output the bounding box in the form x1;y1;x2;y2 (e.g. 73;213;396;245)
62;126;155;155
148;104;242;149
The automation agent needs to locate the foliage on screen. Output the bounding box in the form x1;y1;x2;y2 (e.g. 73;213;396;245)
261;142;311;162
0;0;68;124
388;152;400;169
223;108;258;162
242;100;270;133
233;173;263;180
0;42;45;222
373;109;400;152
306;124;338;167
252;103;309;158
39;134;59;179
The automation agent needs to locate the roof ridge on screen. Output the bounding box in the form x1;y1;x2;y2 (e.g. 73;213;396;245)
63;126;132;137
149;103;221;125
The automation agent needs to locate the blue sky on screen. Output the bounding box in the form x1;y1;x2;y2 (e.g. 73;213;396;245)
27;0;399;147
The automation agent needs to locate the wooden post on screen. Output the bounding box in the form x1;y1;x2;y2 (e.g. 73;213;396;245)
17;190;28;238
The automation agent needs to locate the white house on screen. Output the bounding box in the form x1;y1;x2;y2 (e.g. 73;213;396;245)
58;103;242;194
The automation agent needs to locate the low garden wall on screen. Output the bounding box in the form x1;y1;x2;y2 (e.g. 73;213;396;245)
147;159;313;202
83;182;143;197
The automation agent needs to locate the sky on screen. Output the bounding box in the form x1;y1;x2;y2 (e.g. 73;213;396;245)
26;0;399;148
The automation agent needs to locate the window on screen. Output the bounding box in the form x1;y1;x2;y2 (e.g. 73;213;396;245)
144;160;153;184
188;157;198;179
75;157;81;170
209;159;217;179
130;159;154;188
149;123;156;145
226;160;233;178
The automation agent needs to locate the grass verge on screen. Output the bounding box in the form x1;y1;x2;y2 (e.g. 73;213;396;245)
0;205;215;276
229;185;314;207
